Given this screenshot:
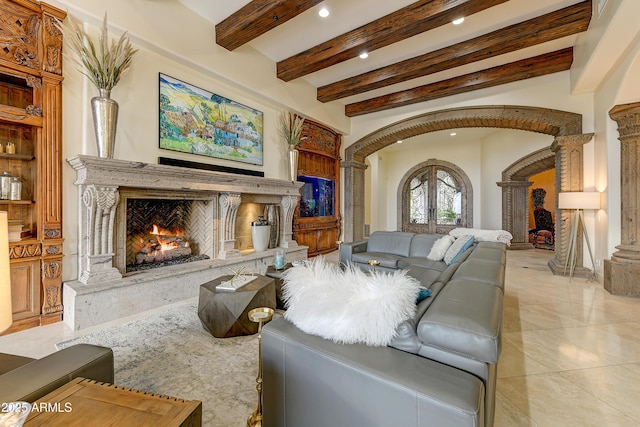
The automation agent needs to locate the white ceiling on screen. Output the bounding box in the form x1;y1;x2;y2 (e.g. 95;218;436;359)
178;0;585;105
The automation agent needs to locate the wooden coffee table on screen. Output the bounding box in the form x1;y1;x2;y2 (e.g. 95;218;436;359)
197;274;275;338
23;377;201;426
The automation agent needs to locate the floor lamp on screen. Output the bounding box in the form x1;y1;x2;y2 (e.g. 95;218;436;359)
558;192;600;281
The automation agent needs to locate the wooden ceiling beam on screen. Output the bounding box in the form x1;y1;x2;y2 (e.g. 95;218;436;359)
345;47;574;117
216;0;324;51
276;0;508;82
319;0;591;102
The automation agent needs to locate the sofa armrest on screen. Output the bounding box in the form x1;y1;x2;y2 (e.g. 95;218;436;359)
0;344;114;403
339;239;368;266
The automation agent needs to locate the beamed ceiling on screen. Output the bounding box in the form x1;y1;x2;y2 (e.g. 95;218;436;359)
180;0;592;117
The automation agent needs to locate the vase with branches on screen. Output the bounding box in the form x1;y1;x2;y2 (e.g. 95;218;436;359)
56;13;137;159
278;112;305;182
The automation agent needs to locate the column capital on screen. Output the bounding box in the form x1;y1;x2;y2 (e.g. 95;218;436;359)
550;133;593;152
496;180;533;188
340;160;368;171
609;102;640;140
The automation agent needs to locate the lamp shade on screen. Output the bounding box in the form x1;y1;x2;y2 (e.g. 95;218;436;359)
558;192;601;210
0;211;12;332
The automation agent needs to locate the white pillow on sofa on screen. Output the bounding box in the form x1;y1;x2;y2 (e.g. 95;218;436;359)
443;235;475;265
427;235;455;261
282;257;420;347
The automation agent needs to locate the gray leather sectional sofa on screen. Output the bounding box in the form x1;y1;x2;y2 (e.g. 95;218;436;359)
262;231;506;427
0;344;114;403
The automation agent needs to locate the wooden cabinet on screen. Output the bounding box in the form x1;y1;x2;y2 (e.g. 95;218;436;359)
293;119;341;257
0;0;65;333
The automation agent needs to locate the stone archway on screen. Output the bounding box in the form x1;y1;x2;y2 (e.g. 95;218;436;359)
342;105;592;274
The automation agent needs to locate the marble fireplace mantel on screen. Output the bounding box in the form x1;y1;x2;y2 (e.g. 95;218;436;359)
63;155;307;330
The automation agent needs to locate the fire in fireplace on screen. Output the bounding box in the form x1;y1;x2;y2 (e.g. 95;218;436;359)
125;198;210;272
135;224;191;265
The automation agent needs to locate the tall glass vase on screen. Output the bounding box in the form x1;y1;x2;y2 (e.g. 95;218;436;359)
91;89;119;159
288;146;299;182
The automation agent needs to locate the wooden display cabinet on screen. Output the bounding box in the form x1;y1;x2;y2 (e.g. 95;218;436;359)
0;0;65;333
293;119;341;257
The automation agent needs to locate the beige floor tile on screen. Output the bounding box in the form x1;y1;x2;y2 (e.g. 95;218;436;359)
494;389;540;427
498;340;554;378
503;328;616;371
559;365;640;423
498;373;638;426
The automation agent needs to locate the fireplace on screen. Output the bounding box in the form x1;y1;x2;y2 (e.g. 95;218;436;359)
124;197;212;272
64;156;308;330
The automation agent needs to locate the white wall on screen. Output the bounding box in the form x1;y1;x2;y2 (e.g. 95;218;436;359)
349;72;594;241
369;129;553;233
49;0;348;281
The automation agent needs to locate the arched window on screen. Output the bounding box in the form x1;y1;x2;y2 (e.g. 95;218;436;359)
398;160;472;234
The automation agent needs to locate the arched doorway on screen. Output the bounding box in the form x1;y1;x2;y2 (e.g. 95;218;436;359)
397;159;473;234
342;105;592;275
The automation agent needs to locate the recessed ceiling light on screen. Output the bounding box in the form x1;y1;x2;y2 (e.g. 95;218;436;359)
450;132;457;136
452;17;465;25
359;52;369;59
319;7;329;18
397;140;403;144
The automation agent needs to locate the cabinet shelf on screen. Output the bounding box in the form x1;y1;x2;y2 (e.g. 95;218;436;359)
0;199;34;205
0;153;35;161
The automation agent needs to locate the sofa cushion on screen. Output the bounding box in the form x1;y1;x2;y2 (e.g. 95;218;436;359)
417;279;502;363
453;259;505;292
0;353;35;375
409;234;440;258
282;259;420;347
444;235;474;265
404;265;442;288
398;257;448;271
366;231;414;258
351;252;403;269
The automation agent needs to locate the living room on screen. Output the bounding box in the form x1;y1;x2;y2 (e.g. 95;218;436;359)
2;0;640;426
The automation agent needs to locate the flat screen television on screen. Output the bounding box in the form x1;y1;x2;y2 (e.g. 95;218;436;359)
298;176;334;217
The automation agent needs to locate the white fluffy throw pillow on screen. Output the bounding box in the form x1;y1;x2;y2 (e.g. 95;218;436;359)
282;257;420;347
427;235;455;261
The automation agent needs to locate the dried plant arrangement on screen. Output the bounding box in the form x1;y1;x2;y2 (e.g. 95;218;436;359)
278;111;305;147
56;13;137;91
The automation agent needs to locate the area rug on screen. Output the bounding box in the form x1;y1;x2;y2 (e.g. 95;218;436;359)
56;300;267;426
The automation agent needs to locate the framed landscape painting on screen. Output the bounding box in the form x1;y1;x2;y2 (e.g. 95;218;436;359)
159;73;264;165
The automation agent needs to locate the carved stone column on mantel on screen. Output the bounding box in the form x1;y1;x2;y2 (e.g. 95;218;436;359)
605;102;640;296
218;193;242;259
79;185;122;285
280;195;300;248
548;133;594;277
497;180;533;249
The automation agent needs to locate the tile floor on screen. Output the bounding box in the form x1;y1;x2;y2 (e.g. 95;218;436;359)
1;249;639;426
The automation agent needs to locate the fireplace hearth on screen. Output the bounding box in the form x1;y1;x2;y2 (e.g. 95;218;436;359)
64;156;308;330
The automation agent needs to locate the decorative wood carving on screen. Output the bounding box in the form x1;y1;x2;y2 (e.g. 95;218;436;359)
216;0;323;51
276;0;507;82
42;14;62;74
9;243;42;259
318;1;591;102
0;1;41;70
345;48;574;117
293;119;341;256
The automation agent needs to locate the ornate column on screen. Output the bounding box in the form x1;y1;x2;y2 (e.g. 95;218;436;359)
279;195;300;248
342;158;368;242
218;193;242;259
79;185;122;284
605;103;640;296
497;180;533;249
548;133;593;276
